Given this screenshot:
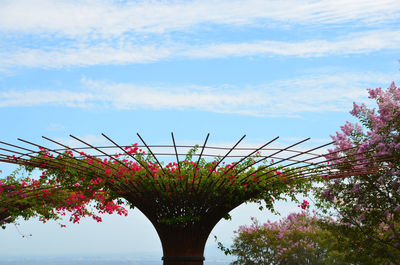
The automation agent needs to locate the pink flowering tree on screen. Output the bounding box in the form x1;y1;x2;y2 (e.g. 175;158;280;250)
229;211;349;265
315;82;400;263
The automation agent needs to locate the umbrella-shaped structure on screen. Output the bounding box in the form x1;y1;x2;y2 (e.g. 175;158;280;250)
0;133;385;265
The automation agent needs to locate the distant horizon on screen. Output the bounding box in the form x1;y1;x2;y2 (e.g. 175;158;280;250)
0;243;233;259
0;250;232;265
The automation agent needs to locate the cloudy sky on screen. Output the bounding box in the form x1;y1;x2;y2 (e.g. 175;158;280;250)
0;0;399;261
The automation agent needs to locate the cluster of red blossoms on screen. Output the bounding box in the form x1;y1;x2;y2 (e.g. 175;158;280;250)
1;142;312;228
299;200;310;210
0;169;127;227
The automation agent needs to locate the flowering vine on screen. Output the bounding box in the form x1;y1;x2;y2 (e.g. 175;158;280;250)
0;166;127;230
1;142;314;228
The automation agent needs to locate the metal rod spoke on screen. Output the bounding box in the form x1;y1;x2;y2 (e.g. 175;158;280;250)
215;136;280;190
101;133;166;193
192;133;210;191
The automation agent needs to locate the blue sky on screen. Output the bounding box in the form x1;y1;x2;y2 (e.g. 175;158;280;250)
0;0;400;261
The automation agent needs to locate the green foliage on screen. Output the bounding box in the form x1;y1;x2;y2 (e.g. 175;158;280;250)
1;167;69;227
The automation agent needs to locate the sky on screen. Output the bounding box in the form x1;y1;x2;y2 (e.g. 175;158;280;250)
0;0;399;262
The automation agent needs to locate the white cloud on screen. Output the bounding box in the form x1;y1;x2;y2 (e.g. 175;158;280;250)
0;44;175;69
1;29;399;69
81;78;268;115
0;90;94;107
182;30;400;58
0;0;398;37
0;72;396;116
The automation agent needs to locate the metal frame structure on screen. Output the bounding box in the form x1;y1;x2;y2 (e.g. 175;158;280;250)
0;133;386;265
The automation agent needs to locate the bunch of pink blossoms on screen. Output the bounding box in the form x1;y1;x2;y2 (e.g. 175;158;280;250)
231;211;342;265
317;82;400;263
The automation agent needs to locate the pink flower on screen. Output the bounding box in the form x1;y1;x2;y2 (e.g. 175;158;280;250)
340;121;354;136
350;102;366;116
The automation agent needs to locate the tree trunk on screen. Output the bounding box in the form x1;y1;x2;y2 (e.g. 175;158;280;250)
158;227;208;265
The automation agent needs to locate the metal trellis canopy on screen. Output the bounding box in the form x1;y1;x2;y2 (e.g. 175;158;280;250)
0;133;387;265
